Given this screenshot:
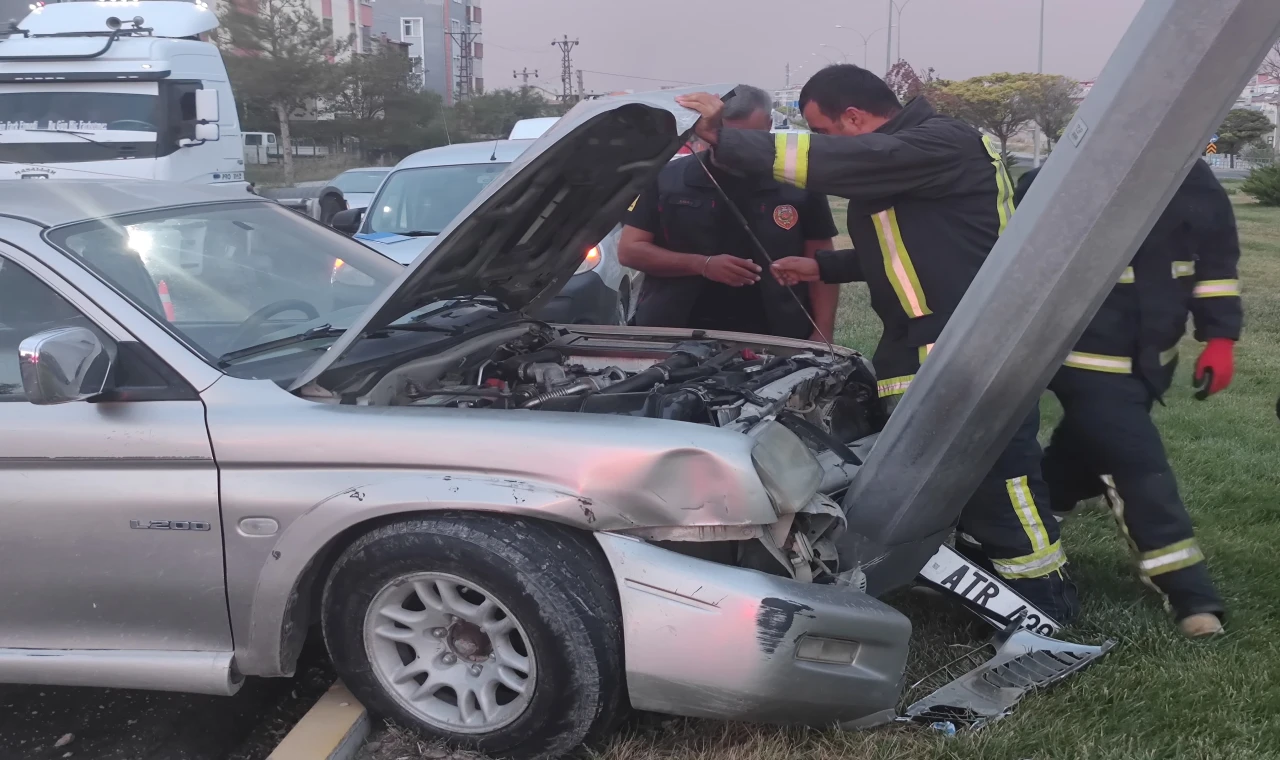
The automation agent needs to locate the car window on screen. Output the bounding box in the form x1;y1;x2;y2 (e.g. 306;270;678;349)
0;256;114;402
45;201;400;370
365;163;509;236
332;170;388;194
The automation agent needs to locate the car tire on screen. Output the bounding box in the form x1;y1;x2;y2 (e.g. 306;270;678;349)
321;513;625;760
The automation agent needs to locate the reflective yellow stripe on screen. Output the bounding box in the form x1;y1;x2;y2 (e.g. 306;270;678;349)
1118;267;1135;284
981;136;1015;234
993;541;1067;579
772;132;810;188
1194;279;1240;298
1006;476;1053;557
873;208;931;318
1140;539;1205;577
1160;346;1180;365
1064;351;1132;374
877;375;914;398
1172;261;1195;278
918;343;935;363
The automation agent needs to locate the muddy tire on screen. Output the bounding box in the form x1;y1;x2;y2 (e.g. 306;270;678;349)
322;514;624;760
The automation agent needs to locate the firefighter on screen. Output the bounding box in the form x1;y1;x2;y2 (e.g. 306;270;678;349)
676;65;1078;623
618;85;840;341
1013;160;1239;638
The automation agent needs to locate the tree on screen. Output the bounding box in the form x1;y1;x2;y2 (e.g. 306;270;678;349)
1022;74;1078;151
1263;39;1280;81
884;61;942;103
451;88;558;140
1216;108;1273;154
219;0;344;185
936;73;1035;164
1241;163;1280;206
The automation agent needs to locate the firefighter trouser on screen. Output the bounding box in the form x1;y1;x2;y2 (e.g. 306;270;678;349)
1043;367;1223;621
954;404;1077;623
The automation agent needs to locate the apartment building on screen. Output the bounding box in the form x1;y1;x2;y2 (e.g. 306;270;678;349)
369;0;482;105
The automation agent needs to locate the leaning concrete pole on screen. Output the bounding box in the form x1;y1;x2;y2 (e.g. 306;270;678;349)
843;0;1280;595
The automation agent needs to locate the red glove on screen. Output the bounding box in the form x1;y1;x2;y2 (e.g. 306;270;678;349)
1194;338;1235;398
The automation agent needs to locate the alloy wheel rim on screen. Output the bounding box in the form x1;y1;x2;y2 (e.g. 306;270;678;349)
364;572;536;733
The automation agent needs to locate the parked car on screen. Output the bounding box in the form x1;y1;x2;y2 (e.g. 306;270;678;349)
0;88;1101;760
333;139;635;326
326;166;392;211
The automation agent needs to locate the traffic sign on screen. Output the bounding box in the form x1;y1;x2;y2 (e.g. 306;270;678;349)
1206;142;1219;154
1210;133;1219;143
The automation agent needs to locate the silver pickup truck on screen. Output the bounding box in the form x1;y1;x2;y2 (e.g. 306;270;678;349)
0;87;1106;760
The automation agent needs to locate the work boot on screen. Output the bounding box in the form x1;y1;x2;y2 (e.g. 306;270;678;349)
1178;612;1224;639
954;537;1081;626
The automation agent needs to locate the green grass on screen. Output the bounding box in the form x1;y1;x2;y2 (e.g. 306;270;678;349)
596;196;1280;760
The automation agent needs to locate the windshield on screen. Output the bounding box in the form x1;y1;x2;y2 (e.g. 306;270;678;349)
0;87;160;134
365;163;509;236
331;170;388;194
46;201;401;377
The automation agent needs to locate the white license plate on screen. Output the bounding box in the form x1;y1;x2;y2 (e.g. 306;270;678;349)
918;544;1061;636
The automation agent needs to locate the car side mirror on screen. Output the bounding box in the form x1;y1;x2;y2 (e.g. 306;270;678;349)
330;208;364;235
18;326;111;405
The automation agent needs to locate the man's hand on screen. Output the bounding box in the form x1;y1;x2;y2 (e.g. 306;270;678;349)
703;255;761;286
1194;338;1235;399
675;93;725;145
771;257;821;287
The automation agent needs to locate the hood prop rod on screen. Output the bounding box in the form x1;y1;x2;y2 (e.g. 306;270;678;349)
685;148;837;357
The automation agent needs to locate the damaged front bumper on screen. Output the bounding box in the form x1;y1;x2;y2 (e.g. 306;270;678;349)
595;533;911;729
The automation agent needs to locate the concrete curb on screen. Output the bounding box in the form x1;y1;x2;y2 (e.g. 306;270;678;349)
268;680;369;760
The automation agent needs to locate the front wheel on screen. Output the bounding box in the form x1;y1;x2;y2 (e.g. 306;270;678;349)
322;514;624;760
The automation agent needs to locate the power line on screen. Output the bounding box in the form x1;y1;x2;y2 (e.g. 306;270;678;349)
576;69;700;86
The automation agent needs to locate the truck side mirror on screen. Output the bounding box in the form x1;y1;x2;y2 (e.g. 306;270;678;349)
195;89;219;123
194;122;220;142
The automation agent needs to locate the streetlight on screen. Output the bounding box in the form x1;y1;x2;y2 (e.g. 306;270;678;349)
894;0;914;63
1033;0;1046;167
813;51;835;65
834;24;889;69
821;43;849;63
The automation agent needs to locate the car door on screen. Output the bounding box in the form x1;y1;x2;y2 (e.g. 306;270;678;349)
0;242;230;653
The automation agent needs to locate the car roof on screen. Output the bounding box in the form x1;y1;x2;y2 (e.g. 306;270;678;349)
0;180;259;228
338;167;391;174
393;140;535;170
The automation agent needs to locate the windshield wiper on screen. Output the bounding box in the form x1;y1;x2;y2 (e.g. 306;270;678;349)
396;230;440;237
25;128;115;147
217;324;345;368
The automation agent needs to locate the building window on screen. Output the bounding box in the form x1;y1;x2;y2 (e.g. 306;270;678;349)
474;77;483;94
472;41;482;59
401;17;421;39
350;22;358;52
472;6;482;23
450;19;461;32
320;0;332;17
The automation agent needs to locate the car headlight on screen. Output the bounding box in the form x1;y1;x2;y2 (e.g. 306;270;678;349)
749;419;823;515
575;245;601;275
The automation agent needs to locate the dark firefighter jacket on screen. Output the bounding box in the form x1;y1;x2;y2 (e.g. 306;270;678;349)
715;97;1016;397
1013;160;1243;394
629;154;822;339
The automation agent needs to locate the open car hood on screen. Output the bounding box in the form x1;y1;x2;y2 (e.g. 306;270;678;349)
292;84;735;392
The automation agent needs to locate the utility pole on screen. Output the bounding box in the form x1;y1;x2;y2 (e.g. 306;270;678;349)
551;35;579;104
513;67;539;88
576;69;585;101
785;62;791;88
446;27;482;102
885;0;894;76
1033;0;1046;167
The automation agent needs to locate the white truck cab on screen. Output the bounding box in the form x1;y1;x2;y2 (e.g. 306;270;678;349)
0;0;245;187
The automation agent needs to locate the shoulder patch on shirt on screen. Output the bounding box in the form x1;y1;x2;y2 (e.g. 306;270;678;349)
773;204;799;230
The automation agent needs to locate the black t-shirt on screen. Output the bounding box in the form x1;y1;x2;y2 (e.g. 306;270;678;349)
625;162;837;333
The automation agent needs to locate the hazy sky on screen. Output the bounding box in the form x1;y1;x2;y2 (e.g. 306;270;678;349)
481;0;1145;96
